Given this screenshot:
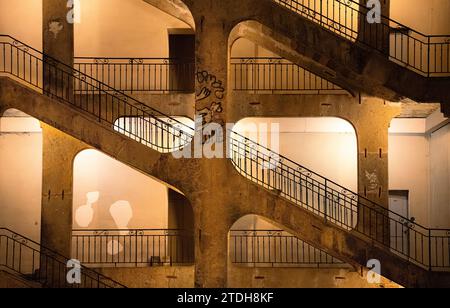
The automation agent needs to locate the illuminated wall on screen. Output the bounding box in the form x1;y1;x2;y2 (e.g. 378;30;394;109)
73;149;169;230
0;109;42;242
75;0;191;57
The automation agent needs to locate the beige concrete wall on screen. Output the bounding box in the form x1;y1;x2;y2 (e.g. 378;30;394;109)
75;0;191;57
0;0;42;49
94;265;400;288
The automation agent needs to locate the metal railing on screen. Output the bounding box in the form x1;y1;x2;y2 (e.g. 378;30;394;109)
274;0;450;76
72;229;194;267
231;57;347;94
74;56;346;95
0;35;194;153
228;130;450;271
0;228;125;288
230;230;347;267
74;57;195;93
2;34;449;273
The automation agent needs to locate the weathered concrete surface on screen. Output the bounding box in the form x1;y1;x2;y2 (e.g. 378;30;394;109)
2;75;450;288
143;0;195;29
40;124;88;258
96;266;195;288
129;93;195;119
0;270;41;288
215;0;450;112
228;266;400;288
91;265;401;288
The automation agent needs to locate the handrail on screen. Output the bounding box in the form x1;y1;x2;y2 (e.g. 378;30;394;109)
273;0;450;76
228;129;450;270
0;228;126;288
230;57;346;94
0;34;195;137
2;34;449;271
230;229;347;267
72;229;195;266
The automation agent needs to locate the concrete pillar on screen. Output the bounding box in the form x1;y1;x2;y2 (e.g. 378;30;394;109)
43;0;74;99
190;175;232;288
40;124;87;258
188;1;234;287
193;4;230;133
353;96;399;244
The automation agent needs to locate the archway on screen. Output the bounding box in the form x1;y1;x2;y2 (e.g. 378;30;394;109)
72;149;194;267
0;108;42;242
231;117;358;229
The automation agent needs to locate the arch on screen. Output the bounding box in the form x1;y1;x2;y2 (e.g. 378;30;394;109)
112;115;194;154
228;20;355;95
71;148;195;266
142;0;195;30
230;117;359;230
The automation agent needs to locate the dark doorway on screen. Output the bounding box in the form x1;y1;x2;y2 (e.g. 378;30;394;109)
168;30;195;92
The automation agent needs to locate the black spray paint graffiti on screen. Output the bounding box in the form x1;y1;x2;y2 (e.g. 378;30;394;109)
195;70;225;125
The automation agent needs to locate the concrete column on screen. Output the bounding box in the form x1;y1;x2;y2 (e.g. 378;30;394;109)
193;3;230;136
353;96;399;244
188;1;234;287
43;0;74;99
40;124;87;258
188;160;235;288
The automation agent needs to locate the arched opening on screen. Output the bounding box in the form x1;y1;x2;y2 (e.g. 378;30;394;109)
0;108;42;242
228;21;348;95
72;149;194;267
230;117;358;229
113;116;194;153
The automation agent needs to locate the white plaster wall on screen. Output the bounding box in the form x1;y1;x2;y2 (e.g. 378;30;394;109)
388;133;430;225
429;124;450;228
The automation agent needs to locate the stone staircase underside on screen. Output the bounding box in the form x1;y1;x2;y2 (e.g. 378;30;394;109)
2;76;450;287
0;269;42;288
150;0;450;115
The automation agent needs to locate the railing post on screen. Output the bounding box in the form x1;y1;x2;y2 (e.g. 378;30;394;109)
427;37;431;77
428;229;432;271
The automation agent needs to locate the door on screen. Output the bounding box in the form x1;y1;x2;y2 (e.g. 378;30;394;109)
389;191;410;256
168;32;195;92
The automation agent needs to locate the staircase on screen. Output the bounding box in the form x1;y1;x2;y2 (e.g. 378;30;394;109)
234;0;450;113
0;228;125;288
1;34;450;287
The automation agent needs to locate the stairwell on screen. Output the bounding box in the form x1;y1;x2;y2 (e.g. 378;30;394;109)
0;34;449;287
